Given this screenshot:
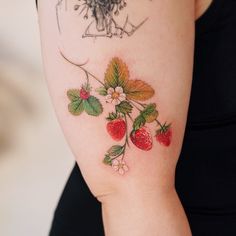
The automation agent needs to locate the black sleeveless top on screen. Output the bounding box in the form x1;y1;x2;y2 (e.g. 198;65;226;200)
45;0;236;235
176;1;236;234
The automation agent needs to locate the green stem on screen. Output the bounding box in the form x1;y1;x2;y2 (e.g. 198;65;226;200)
127;113;134;122
110;153;123;161
60;51;105;86
128;100;142;112
85;71;90;84
155;119;164;129
124;114;129;148
133;100;146;108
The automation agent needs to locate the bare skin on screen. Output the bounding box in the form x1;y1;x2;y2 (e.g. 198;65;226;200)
195;0;213;20
38;0;212;235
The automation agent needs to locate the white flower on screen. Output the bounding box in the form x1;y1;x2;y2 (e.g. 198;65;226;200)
112;158;129;175
106;86;126;105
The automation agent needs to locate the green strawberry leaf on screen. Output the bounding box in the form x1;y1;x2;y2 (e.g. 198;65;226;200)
67;89;80;102
142;103;158;123
107;145;124;157
103;155;112;166
116;101;133;115
124;80;155;101
95;87;108;96
83;96;103;116
104;57;129;88
132;103;158;129
68;98;84;116
133;115;146;130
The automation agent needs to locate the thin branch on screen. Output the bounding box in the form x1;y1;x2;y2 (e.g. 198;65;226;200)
155;119;164;130
56;0;65;34
124;114;130;147
127;113;134;123
60;51;105;86
128;100;142;112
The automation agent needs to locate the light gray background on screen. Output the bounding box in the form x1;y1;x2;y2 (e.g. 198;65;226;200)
0;1;74;235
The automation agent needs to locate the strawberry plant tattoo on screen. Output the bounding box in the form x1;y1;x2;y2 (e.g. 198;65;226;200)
56;0;148;38
61;53;172;175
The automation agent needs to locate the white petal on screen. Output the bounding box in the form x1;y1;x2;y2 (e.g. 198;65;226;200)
106;95;113;103
120;160;126;165
118;168;125;175
123;165;129;172
116;156;123;161
113;165;119;171
106;94;112;100
107;87;115;94
115;86;123;93
119;93;126;101
112;159;119;166
112;99;120;105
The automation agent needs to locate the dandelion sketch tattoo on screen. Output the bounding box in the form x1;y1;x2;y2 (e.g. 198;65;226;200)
56;0;148;38
62;53;172;175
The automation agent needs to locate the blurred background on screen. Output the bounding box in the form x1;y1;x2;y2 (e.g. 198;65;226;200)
0;1;74;235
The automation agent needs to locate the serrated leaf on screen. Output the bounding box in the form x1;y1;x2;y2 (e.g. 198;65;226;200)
67;89;80;102
104;57;129;88
96;87;107;96
116;101;133;114
124;79;155;101
132;104;158;129
103;155;112;166
133;115;146;130
107;145;124;157
142;103;158;123
68;98;84;116
83;96;103;116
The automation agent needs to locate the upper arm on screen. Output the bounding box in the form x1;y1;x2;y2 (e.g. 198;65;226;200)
38;0;195;198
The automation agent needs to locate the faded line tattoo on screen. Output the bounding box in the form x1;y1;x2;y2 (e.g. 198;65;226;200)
61;52;172;175
56;0;148;38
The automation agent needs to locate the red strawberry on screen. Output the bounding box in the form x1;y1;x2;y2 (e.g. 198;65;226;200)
107;118;126;141
130;126;153;151
80;88;90;100
155;125;172;147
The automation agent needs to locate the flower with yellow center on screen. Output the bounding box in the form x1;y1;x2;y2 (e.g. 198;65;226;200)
106;86;126;105
112;158;129;175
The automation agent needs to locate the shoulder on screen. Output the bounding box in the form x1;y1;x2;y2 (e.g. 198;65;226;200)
195;0;213;20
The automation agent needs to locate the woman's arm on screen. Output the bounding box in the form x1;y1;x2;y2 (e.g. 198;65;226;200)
38;0;194;235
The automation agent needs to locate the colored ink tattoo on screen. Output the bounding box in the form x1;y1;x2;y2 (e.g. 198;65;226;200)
56;0;148;38
61;53;172;175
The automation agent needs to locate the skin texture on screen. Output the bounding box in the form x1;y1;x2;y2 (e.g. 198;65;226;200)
195;0;213;19
36;0;213;235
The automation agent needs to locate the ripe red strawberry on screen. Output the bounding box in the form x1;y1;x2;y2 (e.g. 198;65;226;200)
130;126;153;151
107;118;126;141
80;88;90;100
155;125;172;147
80;83;91;100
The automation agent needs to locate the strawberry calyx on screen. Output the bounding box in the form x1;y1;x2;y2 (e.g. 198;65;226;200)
156;122;171;135
106;112;124;121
